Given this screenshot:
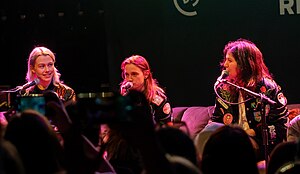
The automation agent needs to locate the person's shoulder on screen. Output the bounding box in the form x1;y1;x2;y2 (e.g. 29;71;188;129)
260;77;281;90
156;88;166;97
57;83;75;92
261;77;275;85
152;88;167;106
260;77;288;107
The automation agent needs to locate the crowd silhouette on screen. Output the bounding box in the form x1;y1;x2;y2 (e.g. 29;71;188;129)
1;88;300;174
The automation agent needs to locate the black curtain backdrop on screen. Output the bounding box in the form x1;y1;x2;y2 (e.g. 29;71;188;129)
104;0;300;107
1;0;299;107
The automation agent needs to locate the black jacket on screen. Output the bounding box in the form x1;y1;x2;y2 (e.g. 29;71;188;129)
211;78;288;152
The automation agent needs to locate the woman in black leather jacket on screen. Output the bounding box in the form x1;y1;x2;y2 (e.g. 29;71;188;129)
120;55;172;125
210;38;288;161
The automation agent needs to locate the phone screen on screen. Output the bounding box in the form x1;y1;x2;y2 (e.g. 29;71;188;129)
17;95;46;115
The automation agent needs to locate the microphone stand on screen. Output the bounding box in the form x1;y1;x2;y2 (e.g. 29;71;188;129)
219;79;276;166
0;83;33;111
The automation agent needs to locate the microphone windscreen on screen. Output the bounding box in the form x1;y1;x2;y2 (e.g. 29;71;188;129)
34;78;40;85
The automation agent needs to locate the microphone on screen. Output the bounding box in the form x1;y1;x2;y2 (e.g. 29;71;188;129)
19;78;40;93
215;70;229;86
122;81;133;90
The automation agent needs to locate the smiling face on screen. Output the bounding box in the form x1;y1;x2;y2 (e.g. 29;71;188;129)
31;55;55;87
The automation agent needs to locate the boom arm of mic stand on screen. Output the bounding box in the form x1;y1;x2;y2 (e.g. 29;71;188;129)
221;80;276;105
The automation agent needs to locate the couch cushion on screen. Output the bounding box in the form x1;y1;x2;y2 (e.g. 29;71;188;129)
180;106;214;139
172;107;189;123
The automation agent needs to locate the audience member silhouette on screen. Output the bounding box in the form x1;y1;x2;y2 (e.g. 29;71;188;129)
45;90;116;174
4;109;65;174
118;90;202;174
194;122;224;167
275;162;300;174
167;154;202;174
156;126;198;166
201;124;259;174
91;90;202;174
99;122;144;174
267;141;298;174
0;138;25;174
1;89;204;174
270;138;300;174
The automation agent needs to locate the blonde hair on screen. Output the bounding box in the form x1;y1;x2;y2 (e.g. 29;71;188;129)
26;46;61;85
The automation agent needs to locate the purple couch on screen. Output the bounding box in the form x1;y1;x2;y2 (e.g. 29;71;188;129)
172;106;214;140
172;104;300;140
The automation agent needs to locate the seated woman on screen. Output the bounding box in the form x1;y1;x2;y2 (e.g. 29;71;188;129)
23;46;76;107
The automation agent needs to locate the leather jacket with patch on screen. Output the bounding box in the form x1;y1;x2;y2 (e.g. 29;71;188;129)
26;82;76;106
150;90;172;125
211;77;288;152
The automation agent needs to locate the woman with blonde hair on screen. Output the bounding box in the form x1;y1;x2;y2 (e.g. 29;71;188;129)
24;46;76;106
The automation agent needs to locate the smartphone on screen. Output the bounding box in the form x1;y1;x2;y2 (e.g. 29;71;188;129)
17;95;46;115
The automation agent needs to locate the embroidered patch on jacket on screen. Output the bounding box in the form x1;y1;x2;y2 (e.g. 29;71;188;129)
268;125;276;140
152;95;164;106
163;103;171;114
251;102;256;109
277;92;287;106
217;98;229;109
260;86;267;93
253;111;261;122
223;113;233;125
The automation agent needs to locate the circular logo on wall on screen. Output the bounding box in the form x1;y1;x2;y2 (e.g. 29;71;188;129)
173;0;199;17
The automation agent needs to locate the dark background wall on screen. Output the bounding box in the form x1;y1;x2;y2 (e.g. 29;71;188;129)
1;0;299;107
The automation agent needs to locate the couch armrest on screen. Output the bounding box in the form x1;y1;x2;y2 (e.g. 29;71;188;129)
176;106;214;139
172;107;189;123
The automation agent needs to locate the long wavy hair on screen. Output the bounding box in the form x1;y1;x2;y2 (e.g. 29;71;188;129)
26;46;61;85
120;55;165;103
221;38;272;91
